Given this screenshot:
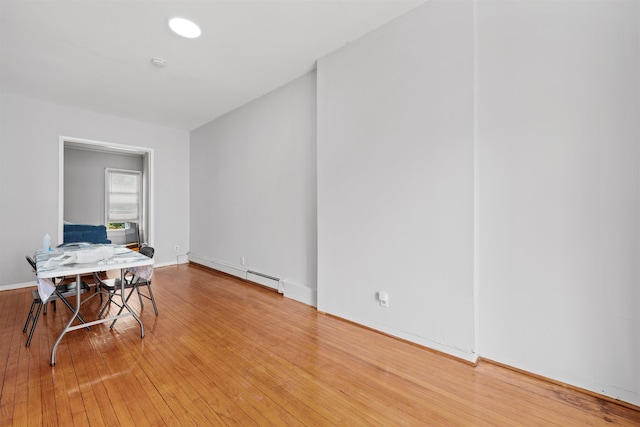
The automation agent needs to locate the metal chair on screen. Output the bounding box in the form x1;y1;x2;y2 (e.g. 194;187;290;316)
94;246;157;324
23;255;90;347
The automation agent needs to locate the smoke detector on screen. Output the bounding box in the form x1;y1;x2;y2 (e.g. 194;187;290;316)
150;58;166;68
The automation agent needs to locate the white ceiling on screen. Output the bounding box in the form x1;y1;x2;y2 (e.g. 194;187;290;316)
0;0;424;131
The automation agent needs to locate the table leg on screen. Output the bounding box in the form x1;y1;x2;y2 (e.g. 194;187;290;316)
51;273;82;366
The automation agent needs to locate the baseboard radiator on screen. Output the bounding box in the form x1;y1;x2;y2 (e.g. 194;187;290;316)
187;254;283;293
246;270;281;292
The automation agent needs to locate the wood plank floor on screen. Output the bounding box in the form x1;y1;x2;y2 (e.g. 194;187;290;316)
1;263;639;426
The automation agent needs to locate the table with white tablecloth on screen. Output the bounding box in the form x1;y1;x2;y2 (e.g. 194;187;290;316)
35;244;154;365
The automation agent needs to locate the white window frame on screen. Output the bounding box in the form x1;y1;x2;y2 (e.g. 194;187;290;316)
105;168;142;229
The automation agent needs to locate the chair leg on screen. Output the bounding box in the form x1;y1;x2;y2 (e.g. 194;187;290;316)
145;284;159;316
23;300;37;333
137;287;144;308
26;303;43;347
98;292;115;318
110;287;137;328
133;283;158;317
95;276;104;304
43;299;57;315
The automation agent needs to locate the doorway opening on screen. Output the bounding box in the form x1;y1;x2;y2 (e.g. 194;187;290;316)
58;136;154;248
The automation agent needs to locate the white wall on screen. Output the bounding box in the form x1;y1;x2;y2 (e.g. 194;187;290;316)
189;72;317;304
317;1;476;361
0;93;190;288
478;0;639;405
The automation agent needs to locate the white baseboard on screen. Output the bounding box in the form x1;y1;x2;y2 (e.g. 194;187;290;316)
0;281;36;292
188;253;317;307
154;255;189;269
327;312;478;364
282;280;317;307
188;253;247;280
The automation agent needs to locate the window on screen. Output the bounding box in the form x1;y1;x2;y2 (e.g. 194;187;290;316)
105;168;141;229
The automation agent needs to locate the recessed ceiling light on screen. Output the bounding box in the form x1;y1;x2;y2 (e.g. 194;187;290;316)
169;18;201;39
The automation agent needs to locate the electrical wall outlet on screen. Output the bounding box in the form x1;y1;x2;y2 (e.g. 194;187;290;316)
241;257;245;266
174;245;179;252
378;291;389;308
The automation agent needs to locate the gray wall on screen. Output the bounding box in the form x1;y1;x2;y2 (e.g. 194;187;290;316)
64;147;144;225
317;0;475;360
190;72;317;302
0;93;190;287
477;0;639;405
316;0;639;406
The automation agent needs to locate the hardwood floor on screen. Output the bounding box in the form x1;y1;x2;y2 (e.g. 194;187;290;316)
1;263;639;426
